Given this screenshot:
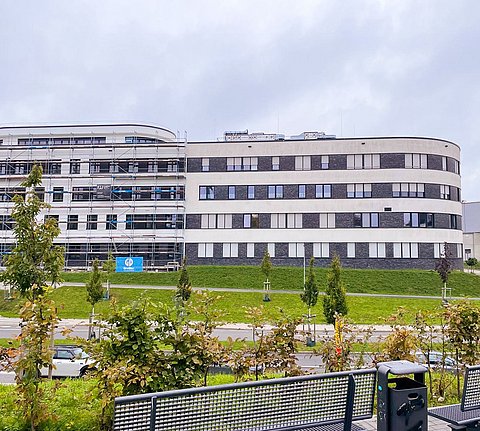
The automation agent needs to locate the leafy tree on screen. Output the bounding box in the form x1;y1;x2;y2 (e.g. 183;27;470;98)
323;254;348;325
435;242;452;302
0;164;64;431
466;257;478;273
175;257;192;305
86;259;104;339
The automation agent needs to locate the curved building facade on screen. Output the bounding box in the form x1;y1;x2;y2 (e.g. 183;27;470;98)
185;131;463;269
0;125;463;270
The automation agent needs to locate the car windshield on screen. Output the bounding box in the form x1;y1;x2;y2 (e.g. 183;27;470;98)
72;348;89;359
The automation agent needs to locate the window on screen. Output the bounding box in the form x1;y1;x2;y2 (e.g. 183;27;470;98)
199;186;215;200
228;186;236;200
404;213;434;228
271;213;286;229
313;243;329;258
288;243;304;258
223;243;238;258
442;156;447;171
394;243;418;258
52;187;64;202
226;157;258;171
347;243;356;258
44;214;59;224
393;183;425;198
147;161;158;173
247;185;255;199
287;213;302;228
267;243;275;257
201;214;216;229
67;214;78;230
272;156;280;170
268;185;283;199
217;214;232;229
128;162;138;173
321;155;329;169
201;158;210;172
347;154;380;169
450;214;458;229
298;185;306;199
70;160;81;174
244;214;259;228
405;153;427;169
247;243;255;258
295;155;311;170
440;185;450;200
347;184;372;198
315;184;332;198
106;214;117;230
369;243;386;258
86;214;98;230
434;243;442;259
319;213;335;228
198;243;213;258
355;213;379;228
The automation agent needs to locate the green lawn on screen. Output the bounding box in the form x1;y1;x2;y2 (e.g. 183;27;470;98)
61;266;480;297
0;285;446;324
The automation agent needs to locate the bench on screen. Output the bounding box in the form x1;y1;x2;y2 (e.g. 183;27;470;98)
113;368;376;431
428;364;480;430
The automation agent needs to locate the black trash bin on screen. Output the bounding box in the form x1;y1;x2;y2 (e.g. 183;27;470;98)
377;360;428;431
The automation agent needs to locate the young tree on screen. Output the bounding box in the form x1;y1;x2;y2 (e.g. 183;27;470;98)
436;242;452;302
102;250;116;299
0;164;64;430
466;257;478;273
323;254;348;325
260;249;272;301
175;257;192;305
86;258;104;339
300;257;319;345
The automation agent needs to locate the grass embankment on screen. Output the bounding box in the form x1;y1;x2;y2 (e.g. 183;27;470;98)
62;266;480;297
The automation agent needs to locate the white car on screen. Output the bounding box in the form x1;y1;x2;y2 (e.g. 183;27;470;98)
40;346;93;378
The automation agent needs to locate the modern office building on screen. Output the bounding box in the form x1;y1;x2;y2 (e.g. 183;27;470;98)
0;124;185;268
0;124;463;270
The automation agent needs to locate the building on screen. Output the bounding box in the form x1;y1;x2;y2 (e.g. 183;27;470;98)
463;201;480;261
0;124;463;270
0;124;185;268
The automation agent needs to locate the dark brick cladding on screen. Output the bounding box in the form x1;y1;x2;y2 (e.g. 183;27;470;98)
187;158;201;172
428;154;443;170
332;184;347;199
372;183;391;199
185;242;463;270
329;155;347;170
303;213;319;229
425;184;440;199
258;156;271;171
186;214;201;229
280;156;295;171
380;153;404;169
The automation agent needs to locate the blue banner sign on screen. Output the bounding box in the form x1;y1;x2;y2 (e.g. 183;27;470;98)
116;257;143;273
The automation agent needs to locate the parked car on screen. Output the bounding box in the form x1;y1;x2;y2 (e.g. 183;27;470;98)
415;351;458;372
39;346;93;378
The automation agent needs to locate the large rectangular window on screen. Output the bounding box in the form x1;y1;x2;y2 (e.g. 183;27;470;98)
369;243;386;258
393;183;425;198
347;243;356;258
295;155;311;170
198;243;214;258
199;186;215;200
106;214;117;230
52;187;64;202
247;185;255;199
347;154;380;169
347;184;372;198
440;185;451;200
267;243;275;257
287;213;302;228
313;243;329;258
288;243;304;258
298;185;306;199
272;156;280;170
228;186;236;200
268;185;284;199
355;213;379;228
86;214;98;230
227;157;258;171
394;242;419;258
319;213;335;228
201;158;210;172
404;213;434;228
271;213;286;229
321;155;329;169
247;243;255;258
67;214;78;230
223;243;238;257
243;214;259;228
405;153;427;169
315;184;332;198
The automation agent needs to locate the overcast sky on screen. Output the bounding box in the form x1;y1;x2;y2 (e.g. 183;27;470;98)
1;1;479;200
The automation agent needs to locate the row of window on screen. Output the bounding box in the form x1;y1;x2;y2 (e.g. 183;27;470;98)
197;153;460;173
89;159;184;174
40;214;183;231
199;183;460;201
197;242;462;259
197;212;460;230
14;136;166;146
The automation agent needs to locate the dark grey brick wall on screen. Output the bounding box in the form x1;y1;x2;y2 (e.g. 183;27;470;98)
373;183;391;199
232;214;243;229
280;156;295;171
236;186;247;200
187;158;201;172
380;153;404;169
356;243;369;259
258;156;271;171
330;155;347;170
332;184;346;199
276;243;289;258
425;183;439;199
210;157;227;172
259;213;271;228
186;214;201;229
428;154;443;170
380;212;403;229
331;242;345;257
311;155;321;170
435;213;450;229
451;187;459;202
335;213;353;228
284;185;298;199
447;157;457;173
303;213;319;228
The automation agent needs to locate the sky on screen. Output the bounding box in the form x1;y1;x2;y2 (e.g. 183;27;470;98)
0;0;479;200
